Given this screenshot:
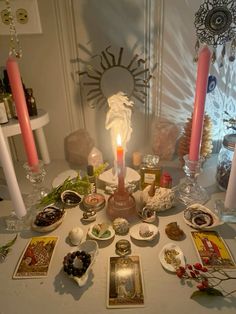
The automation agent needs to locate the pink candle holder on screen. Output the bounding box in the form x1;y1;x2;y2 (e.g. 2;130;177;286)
107;188;136;219
176;154;209;205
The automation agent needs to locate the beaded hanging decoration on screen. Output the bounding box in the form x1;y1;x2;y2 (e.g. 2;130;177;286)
194;0;236;65
4;0;22;58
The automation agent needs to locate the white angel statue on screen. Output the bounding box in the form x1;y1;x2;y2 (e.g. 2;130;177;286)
105;92;133;163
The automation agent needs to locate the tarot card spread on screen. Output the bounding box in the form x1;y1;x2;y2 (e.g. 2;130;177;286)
107;256;144;308
191;231;236;269
13;236;58;278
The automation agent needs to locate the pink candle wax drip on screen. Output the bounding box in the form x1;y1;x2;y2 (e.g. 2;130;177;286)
6;56;39;167
189;45;211;162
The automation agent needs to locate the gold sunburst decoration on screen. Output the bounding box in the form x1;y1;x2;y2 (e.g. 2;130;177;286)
79;46;152;109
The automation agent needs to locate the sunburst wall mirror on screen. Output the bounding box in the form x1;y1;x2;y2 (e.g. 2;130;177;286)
79;46;152;109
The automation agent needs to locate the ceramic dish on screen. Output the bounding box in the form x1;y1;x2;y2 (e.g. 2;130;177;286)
87;223;115;241
31;206;66;232
52;169;78;188
159;243;185;272
183;203;223;230
129;223;158;241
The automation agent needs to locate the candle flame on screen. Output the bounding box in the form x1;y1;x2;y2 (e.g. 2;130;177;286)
117;134;122;147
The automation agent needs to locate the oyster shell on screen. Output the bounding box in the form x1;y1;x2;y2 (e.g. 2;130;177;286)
82;210;97;222
61;190;82;206
183;203;222;229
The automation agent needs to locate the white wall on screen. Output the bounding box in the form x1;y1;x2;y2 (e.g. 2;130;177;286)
0;0;73;162
0;0;235;164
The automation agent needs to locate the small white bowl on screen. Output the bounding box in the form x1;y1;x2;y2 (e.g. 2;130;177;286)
130;223;158;241
159;243;185;272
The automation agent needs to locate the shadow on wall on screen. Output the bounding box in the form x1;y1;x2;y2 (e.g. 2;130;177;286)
71;0;156;162
162;1;236;152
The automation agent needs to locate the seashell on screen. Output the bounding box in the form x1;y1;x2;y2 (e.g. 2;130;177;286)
112;217;129;235
61;190;82;206
165;222;185;241
82;210;97;222
138;206;156;223
64;240;98;287
69;227;84;245
183;203;222;229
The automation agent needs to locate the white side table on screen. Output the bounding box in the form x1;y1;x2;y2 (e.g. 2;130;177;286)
1;108;50;164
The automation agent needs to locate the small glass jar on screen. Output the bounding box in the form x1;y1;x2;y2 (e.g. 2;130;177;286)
160;172;172;189
140;154;162;190
216;134;236;191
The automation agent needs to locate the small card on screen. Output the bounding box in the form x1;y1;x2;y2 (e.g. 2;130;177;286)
191;230;236;269
107;256;145;308
13;236;58;279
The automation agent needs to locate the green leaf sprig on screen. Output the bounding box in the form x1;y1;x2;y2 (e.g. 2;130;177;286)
0;235;17;262
38;163;109;208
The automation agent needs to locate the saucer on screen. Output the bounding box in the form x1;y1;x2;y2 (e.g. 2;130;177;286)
130;223;158;241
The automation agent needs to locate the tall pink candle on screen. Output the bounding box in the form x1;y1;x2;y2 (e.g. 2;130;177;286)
189;45;211;161
116;134;125;193
6;56;39;167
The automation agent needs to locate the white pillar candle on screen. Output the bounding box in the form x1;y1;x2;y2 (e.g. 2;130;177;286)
224;145;236;209
0;125;27;218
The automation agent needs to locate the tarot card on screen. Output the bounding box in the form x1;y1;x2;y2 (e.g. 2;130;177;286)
13;236;58;279
107;256;145;308
191;230;236;269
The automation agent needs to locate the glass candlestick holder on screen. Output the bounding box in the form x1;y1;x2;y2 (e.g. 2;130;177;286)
23;160;49;208
175;154;209;206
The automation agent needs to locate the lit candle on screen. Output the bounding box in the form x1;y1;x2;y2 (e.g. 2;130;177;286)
189;45;211;161
0;125;27;218
116;134;125;193
224;146;236;210
6;56;39;167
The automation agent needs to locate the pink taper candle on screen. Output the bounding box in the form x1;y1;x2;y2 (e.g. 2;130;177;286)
116;134;125;193
224;145;236;209
189;45;211;161
6;56;39;167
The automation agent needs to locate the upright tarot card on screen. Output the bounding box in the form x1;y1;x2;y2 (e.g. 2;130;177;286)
191;231;236;269
13;236;58;278
107;256;145;308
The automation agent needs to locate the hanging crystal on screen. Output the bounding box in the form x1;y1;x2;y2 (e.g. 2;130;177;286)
211;47;217;64
219;45;226;68
229;38;236;63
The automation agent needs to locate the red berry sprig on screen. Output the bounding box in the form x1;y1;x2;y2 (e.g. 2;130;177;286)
175;263;236;299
